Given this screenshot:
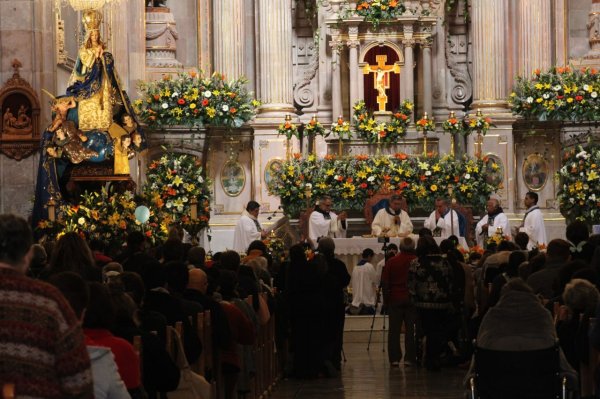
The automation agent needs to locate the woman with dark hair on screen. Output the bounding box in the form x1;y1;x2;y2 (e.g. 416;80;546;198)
47;232;101;282
84;282;142;395
409;235;454;370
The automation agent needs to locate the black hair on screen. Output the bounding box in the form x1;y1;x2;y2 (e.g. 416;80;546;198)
0;214;32;266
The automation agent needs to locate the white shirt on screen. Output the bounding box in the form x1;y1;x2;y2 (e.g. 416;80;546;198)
475;212;510;247
232;211;262;253
351;261;377;307
520;206;547;250
424;209;461;238
371;208;413;237
308;209;347;244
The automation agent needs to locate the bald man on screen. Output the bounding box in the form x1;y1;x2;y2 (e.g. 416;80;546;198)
475;198;510;247
188;268;208;295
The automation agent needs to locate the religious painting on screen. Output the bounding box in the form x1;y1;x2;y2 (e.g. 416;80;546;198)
264;158;283;191
483;154;504;188
221;160;245;197
522;153;548;191
1;93;33;137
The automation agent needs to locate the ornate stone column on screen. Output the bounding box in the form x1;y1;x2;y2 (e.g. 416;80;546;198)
402;39;415;105
471;0;510;112
422;39;433;115
255;0;294;119
517;0;552;76
348;24;360;110
329;34;343;120
213;0;245;79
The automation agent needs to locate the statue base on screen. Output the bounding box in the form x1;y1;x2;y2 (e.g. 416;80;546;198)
373;111;392;123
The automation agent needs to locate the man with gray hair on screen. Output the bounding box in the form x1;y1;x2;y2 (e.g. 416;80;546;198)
424;198;461;239
308;195;348;245
475;198;510;247
371;194;413;237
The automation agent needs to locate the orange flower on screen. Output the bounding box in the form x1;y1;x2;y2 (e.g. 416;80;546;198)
229;92;237;99
293;153;302;159
119;220;127;230
346;177;353;183
162;74;171;81
230;107;237;114
592;68;598;75
145;230;153;237
355;154;369;161
449;118;458;124
189;71;197;78
337;117;344;125
389;0;398;7
379;130;387;138
324;154;335;160
153;94;160;101
167;187;177;196
284;122;292;129
394;152;408;160
533;68;541;75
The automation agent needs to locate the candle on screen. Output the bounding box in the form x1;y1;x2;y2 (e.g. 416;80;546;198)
47;197;56;222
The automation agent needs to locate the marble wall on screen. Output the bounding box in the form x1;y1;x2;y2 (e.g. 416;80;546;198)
569;0;592;59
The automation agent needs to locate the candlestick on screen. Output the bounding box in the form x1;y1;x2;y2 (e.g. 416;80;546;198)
47;197;56;222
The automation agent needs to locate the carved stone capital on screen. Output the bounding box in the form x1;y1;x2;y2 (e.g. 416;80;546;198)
421;37;433;49
348;25;359;36
402;39;416;48
347;40;360;48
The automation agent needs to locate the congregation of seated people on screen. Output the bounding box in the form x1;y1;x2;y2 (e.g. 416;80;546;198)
6;209;600;398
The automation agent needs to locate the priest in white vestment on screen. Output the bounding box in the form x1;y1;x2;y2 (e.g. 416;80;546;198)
308;195;347;246
475;198;510;247
424;198;461;239
232;201;267;253
518;192;547;250
351;248;377;309
371;194;413;237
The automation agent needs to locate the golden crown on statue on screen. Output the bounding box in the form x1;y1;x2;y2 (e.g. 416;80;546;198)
82;9;102;31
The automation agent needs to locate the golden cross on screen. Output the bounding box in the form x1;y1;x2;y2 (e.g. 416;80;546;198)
362;55;400;112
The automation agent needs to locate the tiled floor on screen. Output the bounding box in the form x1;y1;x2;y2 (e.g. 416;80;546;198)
269;342;467;399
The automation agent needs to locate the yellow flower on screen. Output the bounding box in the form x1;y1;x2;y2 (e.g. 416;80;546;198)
536;98;543;103
432;164;441;172
189;103;197;109
491;163;499;170
308;154;316;162
534;83;543;90
567;98;574;103
430;184;438;192
108;212;120;226
207;107;216;118
357;170;367;179
326;168;335;176
173;175;184;186
588;170;599;181
543;83;551;89
460;184;469;192
251;99;261;107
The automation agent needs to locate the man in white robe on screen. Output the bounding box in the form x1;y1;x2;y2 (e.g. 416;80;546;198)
518;191;547;250
232;201;267;253
351;248;377;310
308;195;347;246
424;198;461;239
371;194;414;237
475;198;510;247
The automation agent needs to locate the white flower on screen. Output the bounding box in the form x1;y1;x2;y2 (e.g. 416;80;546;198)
542;93;550;99
584;84;590;91
367;176;375;182
172;92;179;98
166;202;173;209
590;194;597;201
425;170;432;176
197;176;204;183
526;97;534;103
553;85;561;91
464;173;471;180
222;105;229;112
78;217;85;226
334;175;339;181
306;183;313;188
592;92;598;99
418;162;429;170
570;198;575;204
162;103;169;109
182;197;188;203
204;91;212;98
576;150;589;159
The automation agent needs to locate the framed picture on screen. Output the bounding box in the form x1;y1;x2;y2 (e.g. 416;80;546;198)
522;153;548;192
220;160;245;197
264;158;283;190
484;153;504;188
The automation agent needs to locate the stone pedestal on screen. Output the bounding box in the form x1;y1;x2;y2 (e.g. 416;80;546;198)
145;7;183;80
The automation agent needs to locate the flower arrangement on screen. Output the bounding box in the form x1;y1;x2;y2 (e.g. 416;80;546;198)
465;109;495;136
135;71;261;128
355;0;406;28
442;112;466;135
353;100;413;144
277;115;300;140
330;116;353;140
144;150;212;229
304;115;328;138
556;144;600;224
509;66;600;121
264;235;286;262
415;113;435;133
36;188;168;246
267;153;499;217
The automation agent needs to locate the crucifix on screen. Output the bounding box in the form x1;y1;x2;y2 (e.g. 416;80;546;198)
362;54;400;112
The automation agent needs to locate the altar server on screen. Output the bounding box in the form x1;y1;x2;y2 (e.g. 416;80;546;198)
233;201;267;253
519;192;547;250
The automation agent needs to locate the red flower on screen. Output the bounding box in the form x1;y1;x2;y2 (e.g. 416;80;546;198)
360;182;368;189
202;99;209;106
576;95;584;102
178;98;185;105
399;181;408;189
